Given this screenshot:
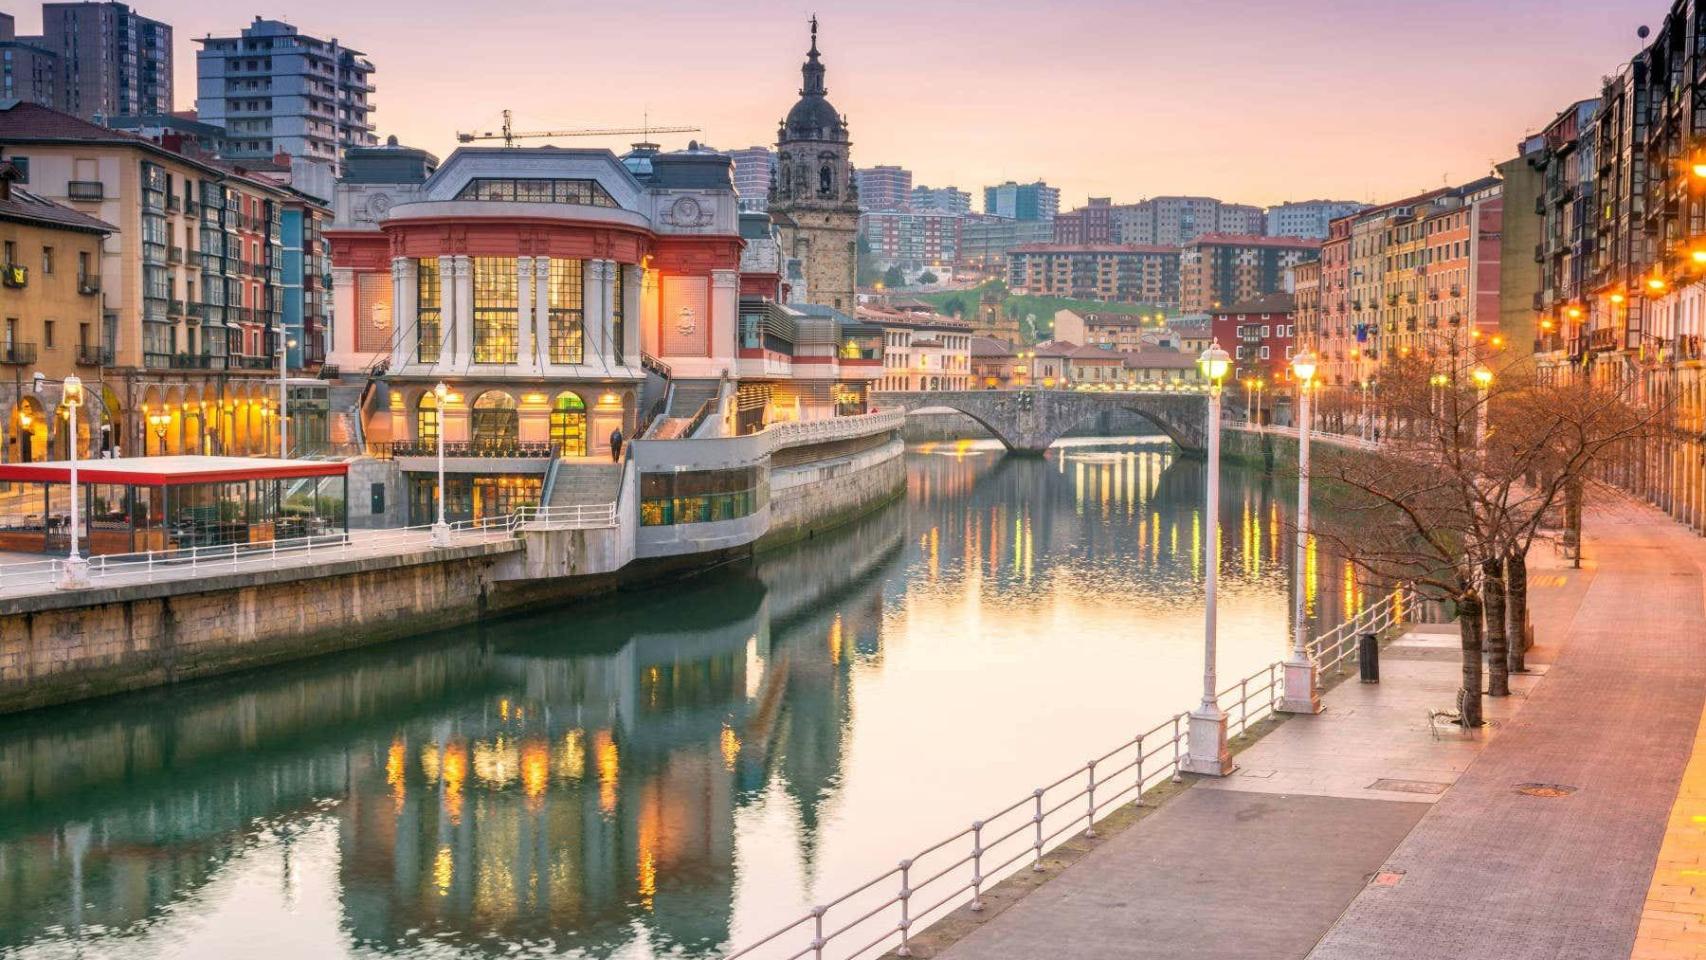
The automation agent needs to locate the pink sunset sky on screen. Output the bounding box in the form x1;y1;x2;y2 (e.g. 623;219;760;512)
11;0;1662;206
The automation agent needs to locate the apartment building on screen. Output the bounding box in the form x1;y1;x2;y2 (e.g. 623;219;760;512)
196;17;377;167
1007;244;1181;305
1178;234;1318;313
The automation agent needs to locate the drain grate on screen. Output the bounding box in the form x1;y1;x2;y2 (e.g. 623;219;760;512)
1368;778;1449;795
1515;782;1578;798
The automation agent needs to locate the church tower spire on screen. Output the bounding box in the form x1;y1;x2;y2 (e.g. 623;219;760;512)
801;15;826;97
768;15;859;312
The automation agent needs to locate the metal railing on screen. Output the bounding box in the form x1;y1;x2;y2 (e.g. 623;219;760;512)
1239;423;1381;453
371;439;558;459
1306;584;1419;675
0;502;623;595
722;583;1418;960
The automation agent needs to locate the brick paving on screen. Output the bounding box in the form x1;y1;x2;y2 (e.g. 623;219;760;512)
1309;499;1706;960
924;498;1706;959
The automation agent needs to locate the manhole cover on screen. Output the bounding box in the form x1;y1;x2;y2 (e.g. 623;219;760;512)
1515;782;1578;798
1368;778;1449;795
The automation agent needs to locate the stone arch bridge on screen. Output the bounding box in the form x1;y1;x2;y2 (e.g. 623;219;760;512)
871;389;1209;454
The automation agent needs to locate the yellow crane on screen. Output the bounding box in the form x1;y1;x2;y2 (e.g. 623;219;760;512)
456;110;700;147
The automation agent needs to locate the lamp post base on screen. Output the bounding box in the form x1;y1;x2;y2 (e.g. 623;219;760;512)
1180;704;1233;777
430;521;453;548
57;554;91;590
1279;654;1322;714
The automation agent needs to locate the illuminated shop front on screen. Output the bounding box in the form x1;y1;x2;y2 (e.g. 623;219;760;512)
0;455;347;554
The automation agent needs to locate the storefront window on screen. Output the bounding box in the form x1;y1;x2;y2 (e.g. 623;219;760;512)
472;257;518;364
549;259;584;364
416;258;441;363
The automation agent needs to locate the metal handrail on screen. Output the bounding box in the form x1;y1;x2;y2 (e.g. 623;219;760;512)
721;583;1419;960
0;502;623;595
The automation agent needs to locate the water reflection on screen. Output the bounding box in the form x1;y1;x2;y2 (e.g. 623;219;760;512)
0;438;1364;959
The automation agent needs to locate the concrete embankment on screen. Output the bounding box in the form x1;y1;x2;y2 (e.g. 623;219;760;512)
0;422;908;714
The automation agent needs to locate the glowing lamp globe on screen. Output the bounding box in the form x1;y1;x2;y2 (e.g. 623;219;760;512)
1197;343;1231;385
1291;350;1318;384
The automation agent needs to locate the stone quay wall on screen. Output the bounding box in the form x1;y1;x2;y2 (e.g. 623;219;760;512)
0;541;532;714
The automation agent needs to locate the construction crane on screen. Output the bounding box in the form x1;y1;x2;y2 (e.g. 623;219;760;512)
456;110;700;147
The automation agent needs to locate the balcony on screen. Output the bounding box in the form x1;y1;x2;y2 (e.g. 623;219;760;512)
166;194;181;212
0;342;38;364
66;180;105;202
169;298;185;316
168;245;183;264
169;353;227;370
2;264;26;288
77;275;100;295
232;354;272;370
74;344;112;366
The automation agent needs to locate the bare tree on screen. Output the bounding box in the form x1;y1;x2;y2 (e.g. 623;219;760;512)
1305;336;1655;728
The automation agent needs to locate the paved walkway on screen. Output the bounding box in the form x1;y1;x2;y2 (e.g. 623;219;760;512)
926;497;1706;960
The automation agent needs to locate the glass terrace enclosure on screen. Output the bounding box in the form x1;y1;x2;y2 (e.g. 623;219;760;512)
0;455;348;555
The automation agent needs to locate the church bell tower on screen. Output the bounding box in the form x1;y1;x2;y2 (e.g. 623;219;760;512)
768;17;860;313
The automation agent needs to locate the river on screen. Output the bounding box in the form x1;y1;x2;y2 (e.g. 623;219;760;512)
0;437;1370;959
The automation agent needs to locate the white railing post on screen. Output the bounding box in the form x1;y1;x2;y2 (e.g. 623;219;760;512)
897;859;914;957
810;906;826;960
1084;759;1098;838
969;821;986;911
1134;734;1146;806
1031;788;1045;871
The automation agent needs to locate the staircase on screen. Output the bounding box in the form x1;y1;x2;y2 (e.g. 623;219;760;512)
646;377;724;440
549;461;622;508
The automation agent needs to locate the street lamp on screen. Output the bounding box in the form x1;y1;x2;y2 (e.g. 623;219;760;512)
277;335;297;458
149;412;169;455
58;376;89;589
430;381;452;547
1281;351;1320;713
1472;364;1493;451
1184;341;1234;776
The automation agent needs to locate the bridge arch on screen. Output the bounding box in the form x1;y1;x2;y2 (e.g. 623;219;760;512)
871;390;1208;455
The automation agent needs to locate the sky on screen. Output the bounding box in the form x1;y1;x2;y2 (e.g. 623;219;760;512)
12;0;1662;207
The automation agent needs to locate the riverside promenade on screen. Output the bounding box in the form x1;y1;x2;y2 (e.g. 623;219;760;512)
908;496;1706;960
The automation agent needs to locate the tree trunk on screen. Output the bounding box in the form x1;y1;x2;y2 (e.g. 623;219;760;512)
1506;549;1530;674
1482;557;1509;697
1565;478;1583;569
1458;588;1484;728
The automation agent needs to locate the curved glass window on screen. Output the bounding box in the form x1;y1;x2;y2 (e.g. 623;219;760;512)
416;258;441;363
639;467;767;526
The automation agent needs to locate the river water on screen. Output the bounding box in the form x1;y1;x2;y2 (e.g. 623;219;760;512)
0;437;1369;960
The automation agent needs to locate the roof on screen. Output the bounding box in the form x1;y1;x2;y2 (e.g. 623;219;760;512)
970;336;1014;357
1123;348;1198;370
1171;323;1210;337
1186;234;1322;249
0;455;348;486
1031;339;1080;357
1070;344;1125;361
1073;312;1151;328
0;101;295;197
854;305;972;330
0;183;115;235
1216;292;1296;315
1011;243;1179;256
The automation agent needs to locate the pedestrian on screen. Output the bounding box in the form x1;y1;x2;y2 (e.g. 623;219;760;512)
609;427;624;462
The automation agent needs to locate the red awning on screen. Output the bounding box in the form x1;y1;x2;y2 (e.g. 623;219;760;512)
0;455;348;486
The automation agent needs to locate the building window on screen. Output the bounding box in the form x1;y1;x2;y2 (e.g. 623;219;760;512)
470;390;518;447
416;391;438;445
639;466;767;526
471;257;517;364
454;178;619;207
416;258;441;363
550;391;587;457
41;247;52;275
548;259;584;364
611;264;626;365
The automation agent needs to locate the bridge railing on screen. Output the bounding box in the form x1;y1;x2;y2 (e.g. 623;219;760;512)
720;584;1421;960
